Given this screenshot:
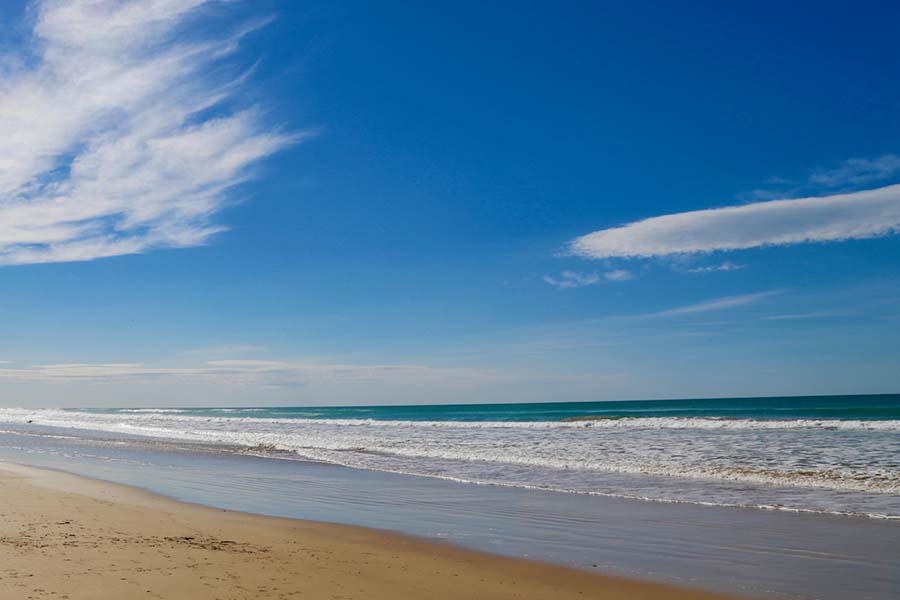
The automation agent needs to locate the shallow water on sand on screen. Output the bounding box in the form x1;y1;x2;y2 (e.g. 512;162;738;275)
0;424;898;600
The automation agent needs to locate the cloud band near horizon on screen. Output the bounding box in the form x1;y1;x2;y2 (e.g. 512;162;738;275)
0;359;511;388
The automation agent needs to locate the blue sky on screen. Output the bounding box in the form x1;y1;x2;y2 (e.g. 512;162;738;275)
0;0;898;407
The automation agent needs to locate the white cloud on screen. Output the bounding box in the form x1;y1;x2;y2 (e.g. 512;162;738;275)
544;269;633;289
543;270;600;289
742;154;900;202
760;312;839;321
627;291;779;319
685;261;746;273
603;269;634;281
0;0;298;265
0;359;508;388
568;183;900;259
809;154;900;188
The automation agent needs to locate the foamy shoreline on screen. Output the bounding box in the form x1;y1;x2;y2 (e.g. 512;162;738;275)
2;426;899;600
3;406;898;519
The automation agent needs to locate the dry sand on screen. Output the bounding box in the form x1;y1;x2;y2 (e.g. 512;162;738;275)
0;462;740;599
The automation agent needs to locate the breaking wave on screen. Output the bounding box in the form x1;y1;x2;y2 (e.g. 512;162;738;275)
0;406;898;518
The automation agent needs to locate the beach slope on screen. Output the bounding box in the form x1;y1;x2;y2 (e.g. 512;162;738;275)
0;463;740;600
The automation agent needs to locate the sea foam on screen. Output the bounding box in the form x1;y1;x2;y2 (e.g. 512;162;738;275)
1;406;898;519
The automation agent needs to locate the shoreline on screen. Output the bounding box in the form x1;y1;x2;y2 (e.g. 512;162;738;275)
0;461;741;600
5;402;897;523
2;424;898;600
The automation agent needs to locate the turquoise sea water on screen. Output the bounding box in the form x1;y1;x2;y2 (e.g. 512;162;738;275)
79;393;900;422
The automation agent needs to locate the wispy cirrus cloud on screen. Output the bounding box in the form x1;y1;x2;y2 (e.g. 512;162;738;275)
543;269;633;289
0;0;299;266
568;183;900;259
625;291;780;319
685;261;746;273
808;154;900;188
543;270;600;289
744;153;900;202
603;268;634;282
759;311;840;321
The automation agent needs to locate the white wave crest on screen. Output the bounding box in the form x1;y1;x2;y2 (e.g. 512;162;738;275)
1;408;897;431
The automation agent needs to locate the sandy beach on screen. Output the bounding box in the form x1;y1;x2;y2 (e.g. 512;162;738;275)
0;463;739;600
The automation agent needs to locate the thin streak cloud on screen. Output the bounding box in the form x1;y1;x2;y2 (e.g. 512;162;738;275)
624;291;780;319
568;183;900;259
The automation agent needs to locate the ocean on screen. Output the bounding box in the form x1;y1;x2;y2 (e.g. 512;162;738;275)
2;394;898;520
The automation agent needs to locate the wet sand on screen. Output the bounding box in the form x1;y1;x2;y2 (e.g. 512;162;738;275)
0;462;740;600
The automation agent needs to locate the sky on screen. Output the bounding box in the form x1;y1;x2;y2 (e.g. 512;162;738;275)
0;0;898;407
